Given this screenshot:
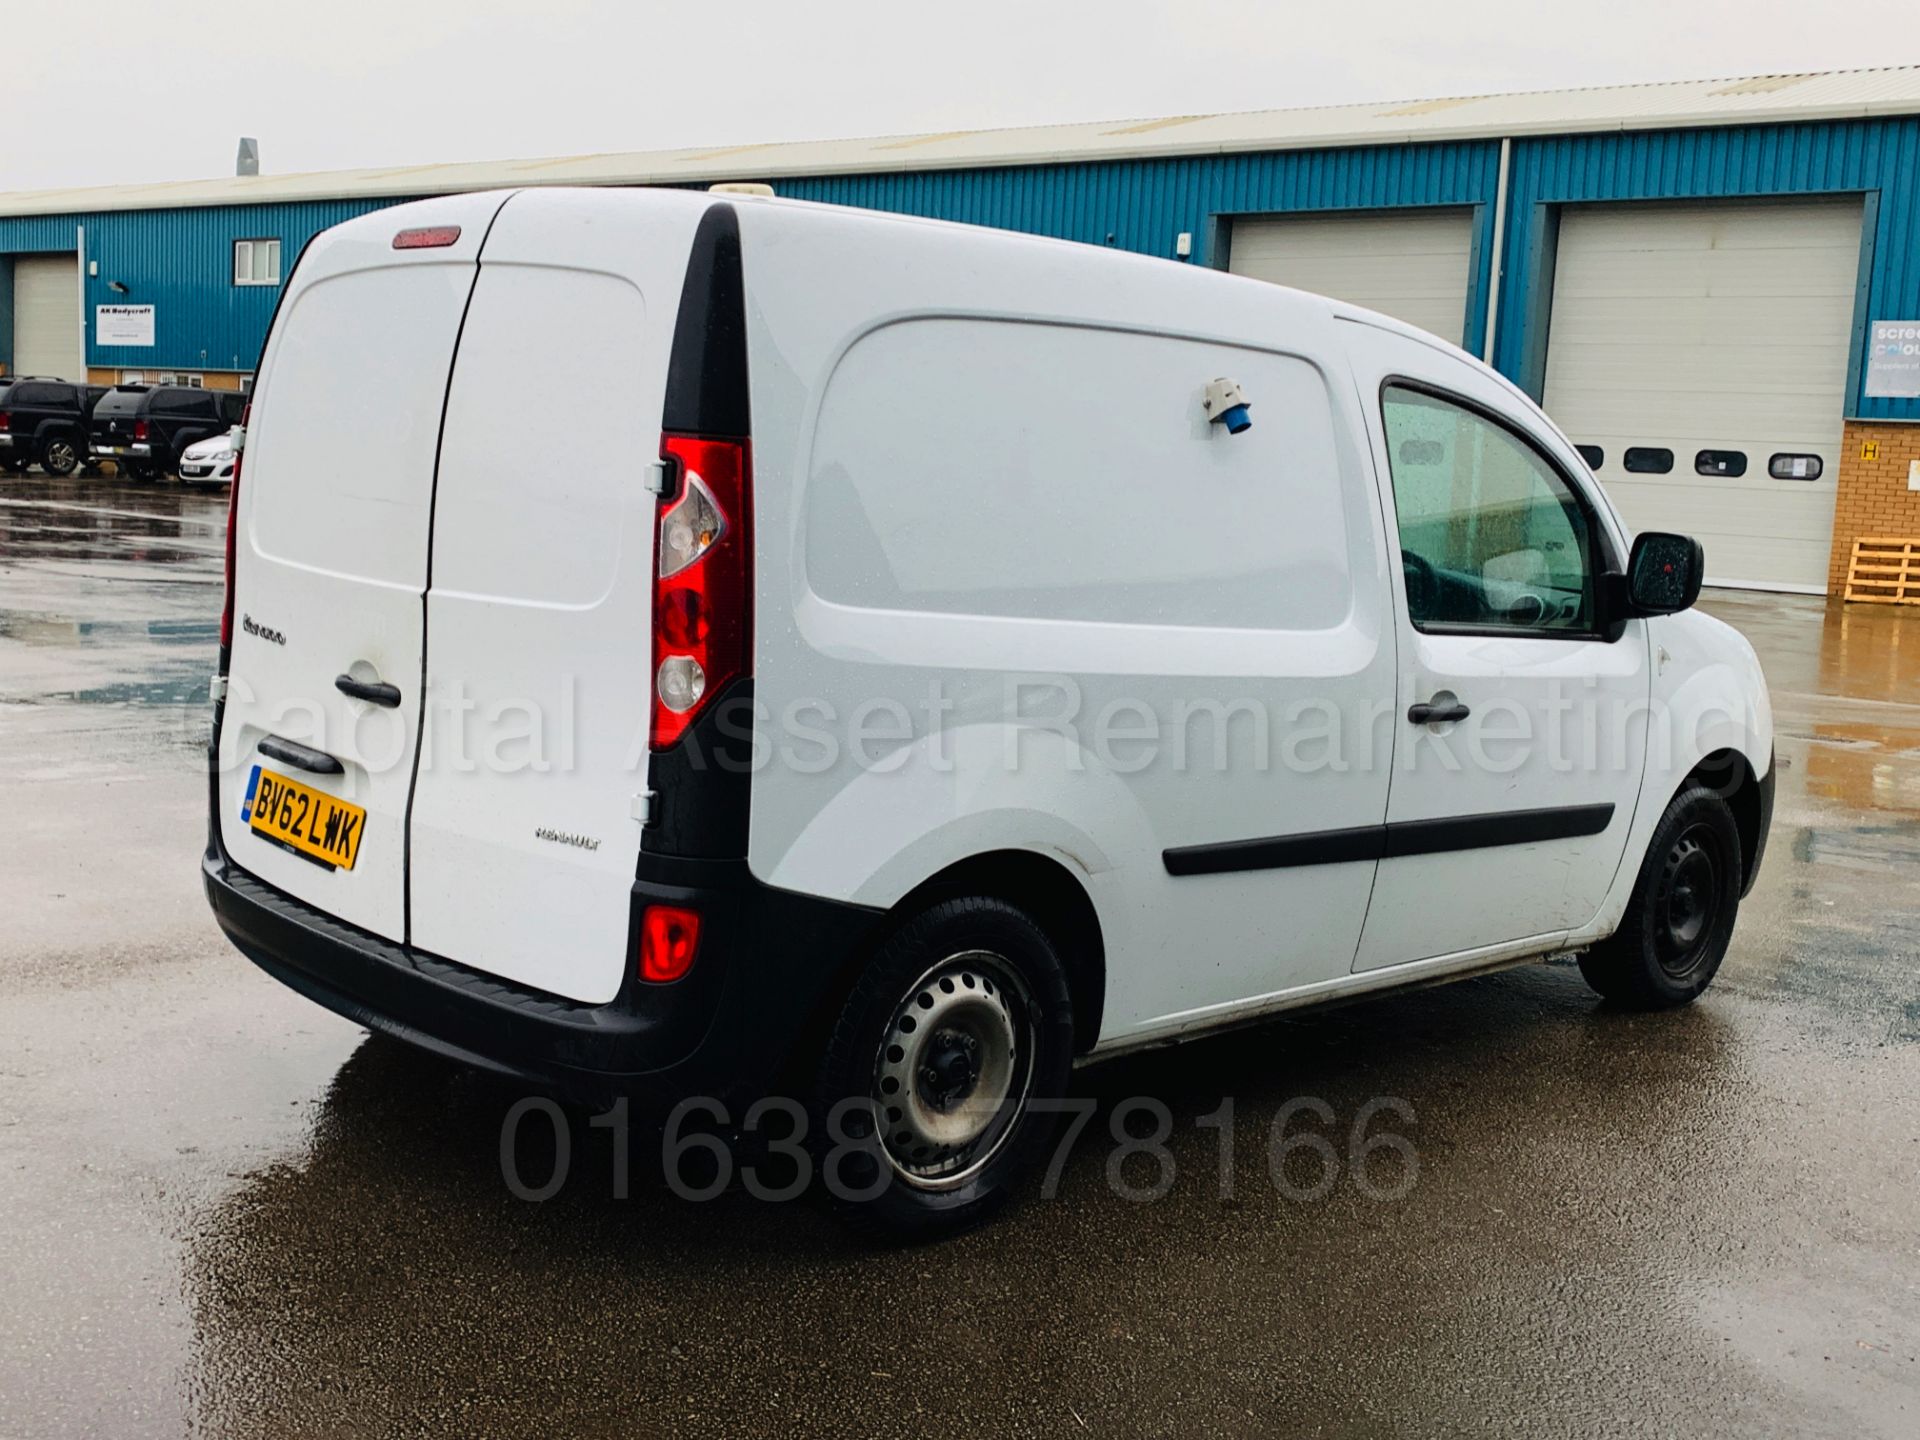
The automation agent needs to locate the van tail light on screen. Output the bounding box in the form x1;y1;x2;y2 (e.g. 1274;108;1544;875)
650;434;751;749
0;412;10;433
639;904;702;982
133;418;150;442
219;404;249;653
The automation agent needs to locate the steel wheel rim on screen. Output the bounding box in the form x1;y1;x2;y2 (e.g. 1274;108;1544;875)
871;950;1035;1192
1654;824;1722;976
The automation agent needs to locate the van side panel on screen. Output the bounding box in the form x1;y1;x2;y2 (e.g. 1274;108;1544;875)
805;319;1352;628
735;205;1399;1046
217;193;510;942
406;189;704;1005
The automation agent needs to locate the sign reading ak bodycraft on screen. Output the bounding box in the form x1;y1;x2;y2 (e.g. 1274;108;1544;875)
1866;321;1920;399
96;304;155;347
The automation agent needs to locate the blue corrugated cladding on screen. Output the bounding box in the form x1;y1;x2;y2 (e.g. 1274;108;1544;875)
780;142;1505;354
1493;118;1920;421
5;118;1915;419
1;143;1503;375
0;199;398;374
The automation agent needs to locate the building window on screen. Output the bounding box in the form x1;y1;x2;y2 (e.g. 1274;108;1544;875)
233;238;281;287
1622;447;1675;475
1695;449;1748;477
1769;453;1824;481
1575;445;1605;471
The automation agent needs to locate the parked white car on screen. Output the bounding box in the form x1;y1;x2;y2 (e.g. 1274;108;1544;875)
205;188;1774;1233
178;433;236;484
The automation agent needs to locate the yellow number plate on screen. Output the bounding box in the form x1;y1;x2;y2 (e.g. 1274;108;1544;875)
243;765;365;871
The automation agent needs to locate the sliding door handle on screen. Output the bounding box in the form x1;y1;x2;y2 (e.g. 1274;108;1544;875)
1408;697;1470;726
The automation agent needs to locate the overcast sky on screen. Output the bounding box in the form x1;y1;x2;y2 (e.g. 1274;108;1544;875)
6;0;1919;193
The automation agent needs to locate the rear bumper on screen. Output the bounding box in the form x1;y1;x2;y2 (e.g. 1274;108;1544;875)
204;830;882;1107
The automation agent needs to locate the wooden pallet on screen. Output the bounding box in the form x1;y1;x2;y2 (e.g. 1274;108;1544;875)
1843;537;1920;605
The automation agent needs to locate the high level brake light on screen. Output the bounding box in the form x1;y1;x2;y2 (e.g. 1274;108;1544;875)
392;225;462;250
650;434;751;749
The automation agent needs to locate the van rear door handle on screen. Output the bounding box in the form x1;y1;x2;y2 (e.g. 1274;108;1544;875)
258;734;345;775
1408;698;1471;725
335;674;401;708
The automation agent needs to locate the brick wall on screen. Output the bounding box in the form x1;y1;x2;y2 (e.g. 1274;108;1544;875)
1829;420;1920;595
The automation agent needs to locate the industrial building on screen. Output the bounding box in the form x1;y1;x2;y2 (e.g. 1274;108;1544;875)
4;67;1920;596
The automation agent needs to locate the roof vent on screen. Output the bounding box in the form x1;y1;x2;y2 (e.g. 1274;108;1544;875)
236;138;259;177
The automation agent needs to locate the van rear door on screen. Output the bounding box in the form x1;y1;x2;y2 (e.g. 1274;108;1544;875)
405;189;709;1005
216;193;512;941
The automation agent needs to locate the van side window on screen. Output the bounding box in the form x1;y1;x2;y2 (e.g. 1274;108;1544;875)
1381;384;1596;635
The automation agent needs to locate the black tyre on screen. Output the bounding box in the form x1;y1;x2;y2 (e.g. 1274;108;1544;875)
1579;784;1742;1008
40;435;81;477
124;460;158;481
811;896;1075;1236
4;458;28;474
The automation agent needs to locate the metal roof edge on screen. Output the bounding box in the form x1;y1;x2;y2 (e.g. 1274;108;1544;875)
4;83;1920;219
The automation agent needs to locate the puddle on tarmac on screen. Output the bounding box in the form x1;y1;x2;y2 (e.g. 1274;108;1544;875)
1790;821;1920;871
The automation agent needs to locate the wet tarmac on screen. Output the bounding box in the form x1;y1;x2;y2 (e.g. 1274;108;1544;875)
3;475;1917;1437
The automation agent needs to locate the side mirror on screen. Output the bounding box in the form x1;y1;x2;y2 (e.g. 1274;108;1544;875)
1626;531;1704;615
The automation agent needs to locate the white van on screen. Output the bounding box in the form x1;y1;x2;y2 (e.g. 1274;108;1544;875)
205;187;1774;1231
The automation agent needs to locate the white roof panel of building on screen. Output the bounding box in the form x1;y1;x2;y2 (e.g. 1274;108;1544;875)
5;66;1920;217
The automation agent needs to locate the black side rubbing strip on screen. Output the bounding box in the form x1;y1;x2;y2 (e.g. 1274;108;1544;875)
1381;803;1614;858
1162;803;1615;876
661;202;749;438
1163;824;1384;877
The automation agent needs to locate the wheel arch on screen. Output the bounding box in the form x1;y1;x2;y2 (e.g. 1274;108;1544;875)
1678;746;1767;897
889;849;1107;1055
782;847;1108;1091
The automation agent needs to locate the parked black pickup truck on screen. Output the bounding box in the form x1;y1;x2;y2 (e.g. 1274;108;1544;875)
0;376;104;476
89;384;243;479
